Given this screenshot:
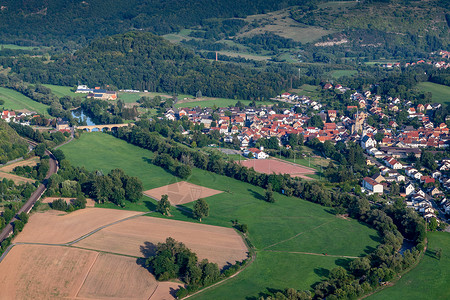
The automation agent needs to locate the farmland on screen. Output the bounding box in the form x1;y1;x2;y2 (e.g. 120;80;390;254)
239;158;316;180
330;69;358;78
60;132;381;298
416;82;450;106
367;232;450;300
0;87;49;115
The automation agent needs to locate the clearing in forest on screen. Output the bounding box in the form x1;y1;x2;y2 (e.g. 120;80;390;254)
143;181;223;205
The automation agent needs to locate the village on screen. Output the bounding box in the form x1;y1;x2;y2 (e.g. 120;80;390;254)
165;82;450;226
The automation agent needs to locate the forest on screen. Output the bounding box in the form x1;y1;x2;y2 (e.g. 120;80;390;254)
1;32;289;100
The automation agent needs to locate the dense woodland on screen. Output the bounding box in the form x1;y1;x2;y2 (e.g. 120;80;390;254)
1;32;289;100
0;120;28;164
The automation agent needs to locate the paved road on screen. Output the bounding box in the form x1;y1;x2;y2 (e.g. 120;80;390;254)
0;145;58;243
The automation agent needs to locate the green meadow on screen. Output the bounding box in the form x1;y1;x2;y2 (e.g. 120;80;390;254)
175;98;274;109
330;69;358;79
43;84;80;98
416;82;450;106
367;232;450;300
60;132;380;299
0;87;49;115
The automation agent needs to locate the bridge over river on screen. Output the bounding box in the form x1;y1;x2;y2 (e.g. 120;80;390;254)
76;123;133;132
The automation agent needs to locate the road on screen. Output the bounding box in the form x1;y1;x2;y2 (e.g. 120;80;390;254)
0;144;58;243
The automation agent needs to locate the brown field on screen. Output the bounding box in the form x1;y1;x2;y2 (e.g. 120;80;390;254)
0;245;180;300
0;156;39;173
41;197;96;207
77;252;167;300
143;181;223;205
239;158;315;179
14;208;143;244
0;171;36;184
0;244;98;299
75;216;248;268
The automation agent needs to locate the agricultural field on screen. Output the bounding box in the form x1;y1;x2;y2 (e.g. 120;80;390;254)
330;69;358;79
60;133;381;299
0;171;36;184
0;44;41;50
144;181;223;205
118;91;193;104
0;156;39;173
290;84;321;100
42;84;80;98
367;232;450;300
14;208;143;244
0;87;49;115
0;244;180;300
416;82;450;106
74;215;248;268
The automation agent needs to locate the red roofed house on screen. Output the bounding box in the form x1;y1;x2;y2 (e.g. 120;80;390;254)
362;177;383;194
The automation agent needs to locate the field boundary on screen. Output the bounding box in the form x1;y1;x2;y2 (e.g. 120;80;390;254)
74;251;100;297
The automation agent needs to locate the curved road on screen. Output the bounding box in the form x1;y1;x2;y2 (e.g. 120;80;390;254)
0;144;59;243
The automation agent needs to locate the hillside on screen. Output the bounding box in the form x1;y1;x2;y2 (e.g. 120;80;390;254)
3;32;288;100
0;120;28;164
0;0;305;47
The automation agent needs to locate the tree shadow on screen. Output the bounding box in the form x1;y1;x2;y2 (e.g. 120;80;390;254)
314;267;330;278
246;287;283;300
364;245;377;255
177;205;194;219
247;188;264;201
335;258;352;268
369;234;382;243
142;156;153;164
140;241;156;258
143;200;157;211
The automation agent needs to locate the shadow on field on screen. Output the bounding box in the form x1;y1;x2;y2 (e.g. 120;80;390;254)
136;241;157;268
143;200;157;211
335;258;352;268
247;188;265;201
364;245;377;255
369;234;382;243
142;156;153;164
177;204;194;219
314;267;330;278
246;288;284;300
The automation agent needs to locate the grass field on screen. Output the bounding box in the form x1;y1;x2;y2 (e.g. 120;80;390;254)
367;232;450;300
0;87;49;115
174;97;274;109
118;92;194;104
60;133;381;299
330;70;358;79
0;44;40;50
42;84;80;98
416;82;450;106
291;84;321;99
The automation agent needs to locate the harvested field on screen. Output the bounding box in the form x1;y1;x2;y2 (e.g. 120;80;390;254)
77;252;162;300
0;244;98;299
0;171;36;184
41;197;96;207
239;158;315;179
144;181;223;205
0;156;39;173
75;216;248;268
14;208;143;244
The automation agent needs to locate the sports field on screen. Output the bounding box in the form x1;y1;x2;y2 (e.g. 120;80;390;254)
367;232;450;300
416;82;450;105
0;87;49;115
239;158;316;179
60;133;381;298
174;97;274;109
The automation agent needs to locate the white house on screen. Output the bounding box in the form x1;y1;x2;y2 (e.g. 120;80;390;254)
361;135;377;150
362;177;383;194
405;183;415;196
245;148;269;159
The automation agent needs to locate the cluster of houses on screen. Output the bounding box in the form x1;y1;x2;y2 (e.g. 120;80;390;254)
76;85;118;100
1;109;36;125
381;58;450;70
